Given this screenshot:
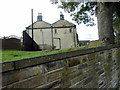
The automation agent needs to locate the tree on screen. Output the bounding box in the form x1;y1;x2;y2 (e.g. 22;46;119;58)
96;2;115;46
96;2;120;45
51;1;120;46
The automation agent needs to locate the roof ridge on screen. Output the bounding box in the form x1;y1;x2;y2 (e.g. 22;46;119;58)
52;19;76;26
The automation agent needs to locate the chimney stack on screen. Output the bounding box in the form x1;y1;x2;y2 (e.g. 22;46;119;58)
60;12;64;20
37;13;42;21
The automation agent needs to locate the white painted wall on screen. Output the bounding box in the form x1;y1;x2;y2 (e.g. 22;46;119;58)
26;27;78;50
25;19;78;50
53;27;78;49
26;28;52;50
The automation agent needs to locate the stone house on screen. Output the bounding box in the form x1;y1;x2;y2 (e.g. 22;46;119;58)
23;12;78;51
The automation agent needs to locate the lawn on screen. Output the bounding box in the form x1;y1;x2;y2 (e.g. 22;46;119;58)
1;46;85;62
1;40;99;62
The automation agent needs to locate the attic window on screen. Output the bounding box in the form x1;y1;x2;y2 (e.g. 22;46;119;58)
55;29;57;34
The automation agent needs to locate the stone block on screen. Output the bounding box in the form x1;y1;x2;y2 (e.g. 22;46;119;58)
14;53;67;70
90;80;99;88
87;54;96;61
70;81;83;88
2;65;43;86
70;75;83;86
88;60;96;67
36;80;61;89
1;61;14;72
98;81;106;88
68;57;80;67
46;68;63;83
3;74;45;88
44;61;63;72
69;65;82;74
83;76;93;85
81;56;88;63
81;63;88;69
14;57;44;69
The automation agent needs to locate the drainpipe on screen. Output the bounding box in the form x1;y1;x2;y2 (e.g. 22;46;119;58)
51;25;54;50
59;38;61;49
73;26;77;47
41;29;44;50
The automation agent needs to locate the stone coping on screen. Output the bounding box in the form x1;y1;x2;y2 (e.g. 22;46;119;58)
1;45;119;72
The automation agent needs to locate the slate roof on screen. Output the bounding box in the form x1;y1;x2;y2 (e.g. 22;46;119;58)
52;19;76;28
26;21;51;29
26;13;76;29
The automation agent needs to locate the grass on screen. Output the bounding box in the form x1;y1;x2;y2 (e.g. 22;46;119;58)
1;46;85;62
85;40;99;48
1;40;99;62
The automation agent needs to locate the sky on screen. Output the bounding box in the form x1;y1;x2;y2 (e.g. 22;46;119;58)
0;0;98;40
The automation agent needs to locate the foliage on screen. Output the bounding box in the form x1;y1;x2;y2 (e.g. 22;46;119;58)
86;40;98;48
58;1;120;28
59;2;97;26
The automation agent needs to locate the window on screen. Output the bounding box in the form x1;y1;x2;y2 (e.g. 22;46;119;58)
69;28;72;33
55;29;57;34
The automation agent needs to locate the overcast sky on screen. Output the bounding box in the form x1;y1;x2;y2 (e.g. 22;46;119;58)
0;0;98;40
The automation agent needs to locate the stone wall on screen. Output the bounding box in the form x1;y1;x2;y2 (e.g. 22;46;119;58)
0;45;120;89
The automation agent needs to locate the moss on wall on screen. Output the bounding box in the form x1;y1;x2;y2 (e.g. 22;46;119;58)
1;45;120;89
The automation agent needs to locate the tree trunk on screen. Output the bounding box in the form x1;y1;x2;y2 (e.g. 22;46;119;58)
96;2;115;46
